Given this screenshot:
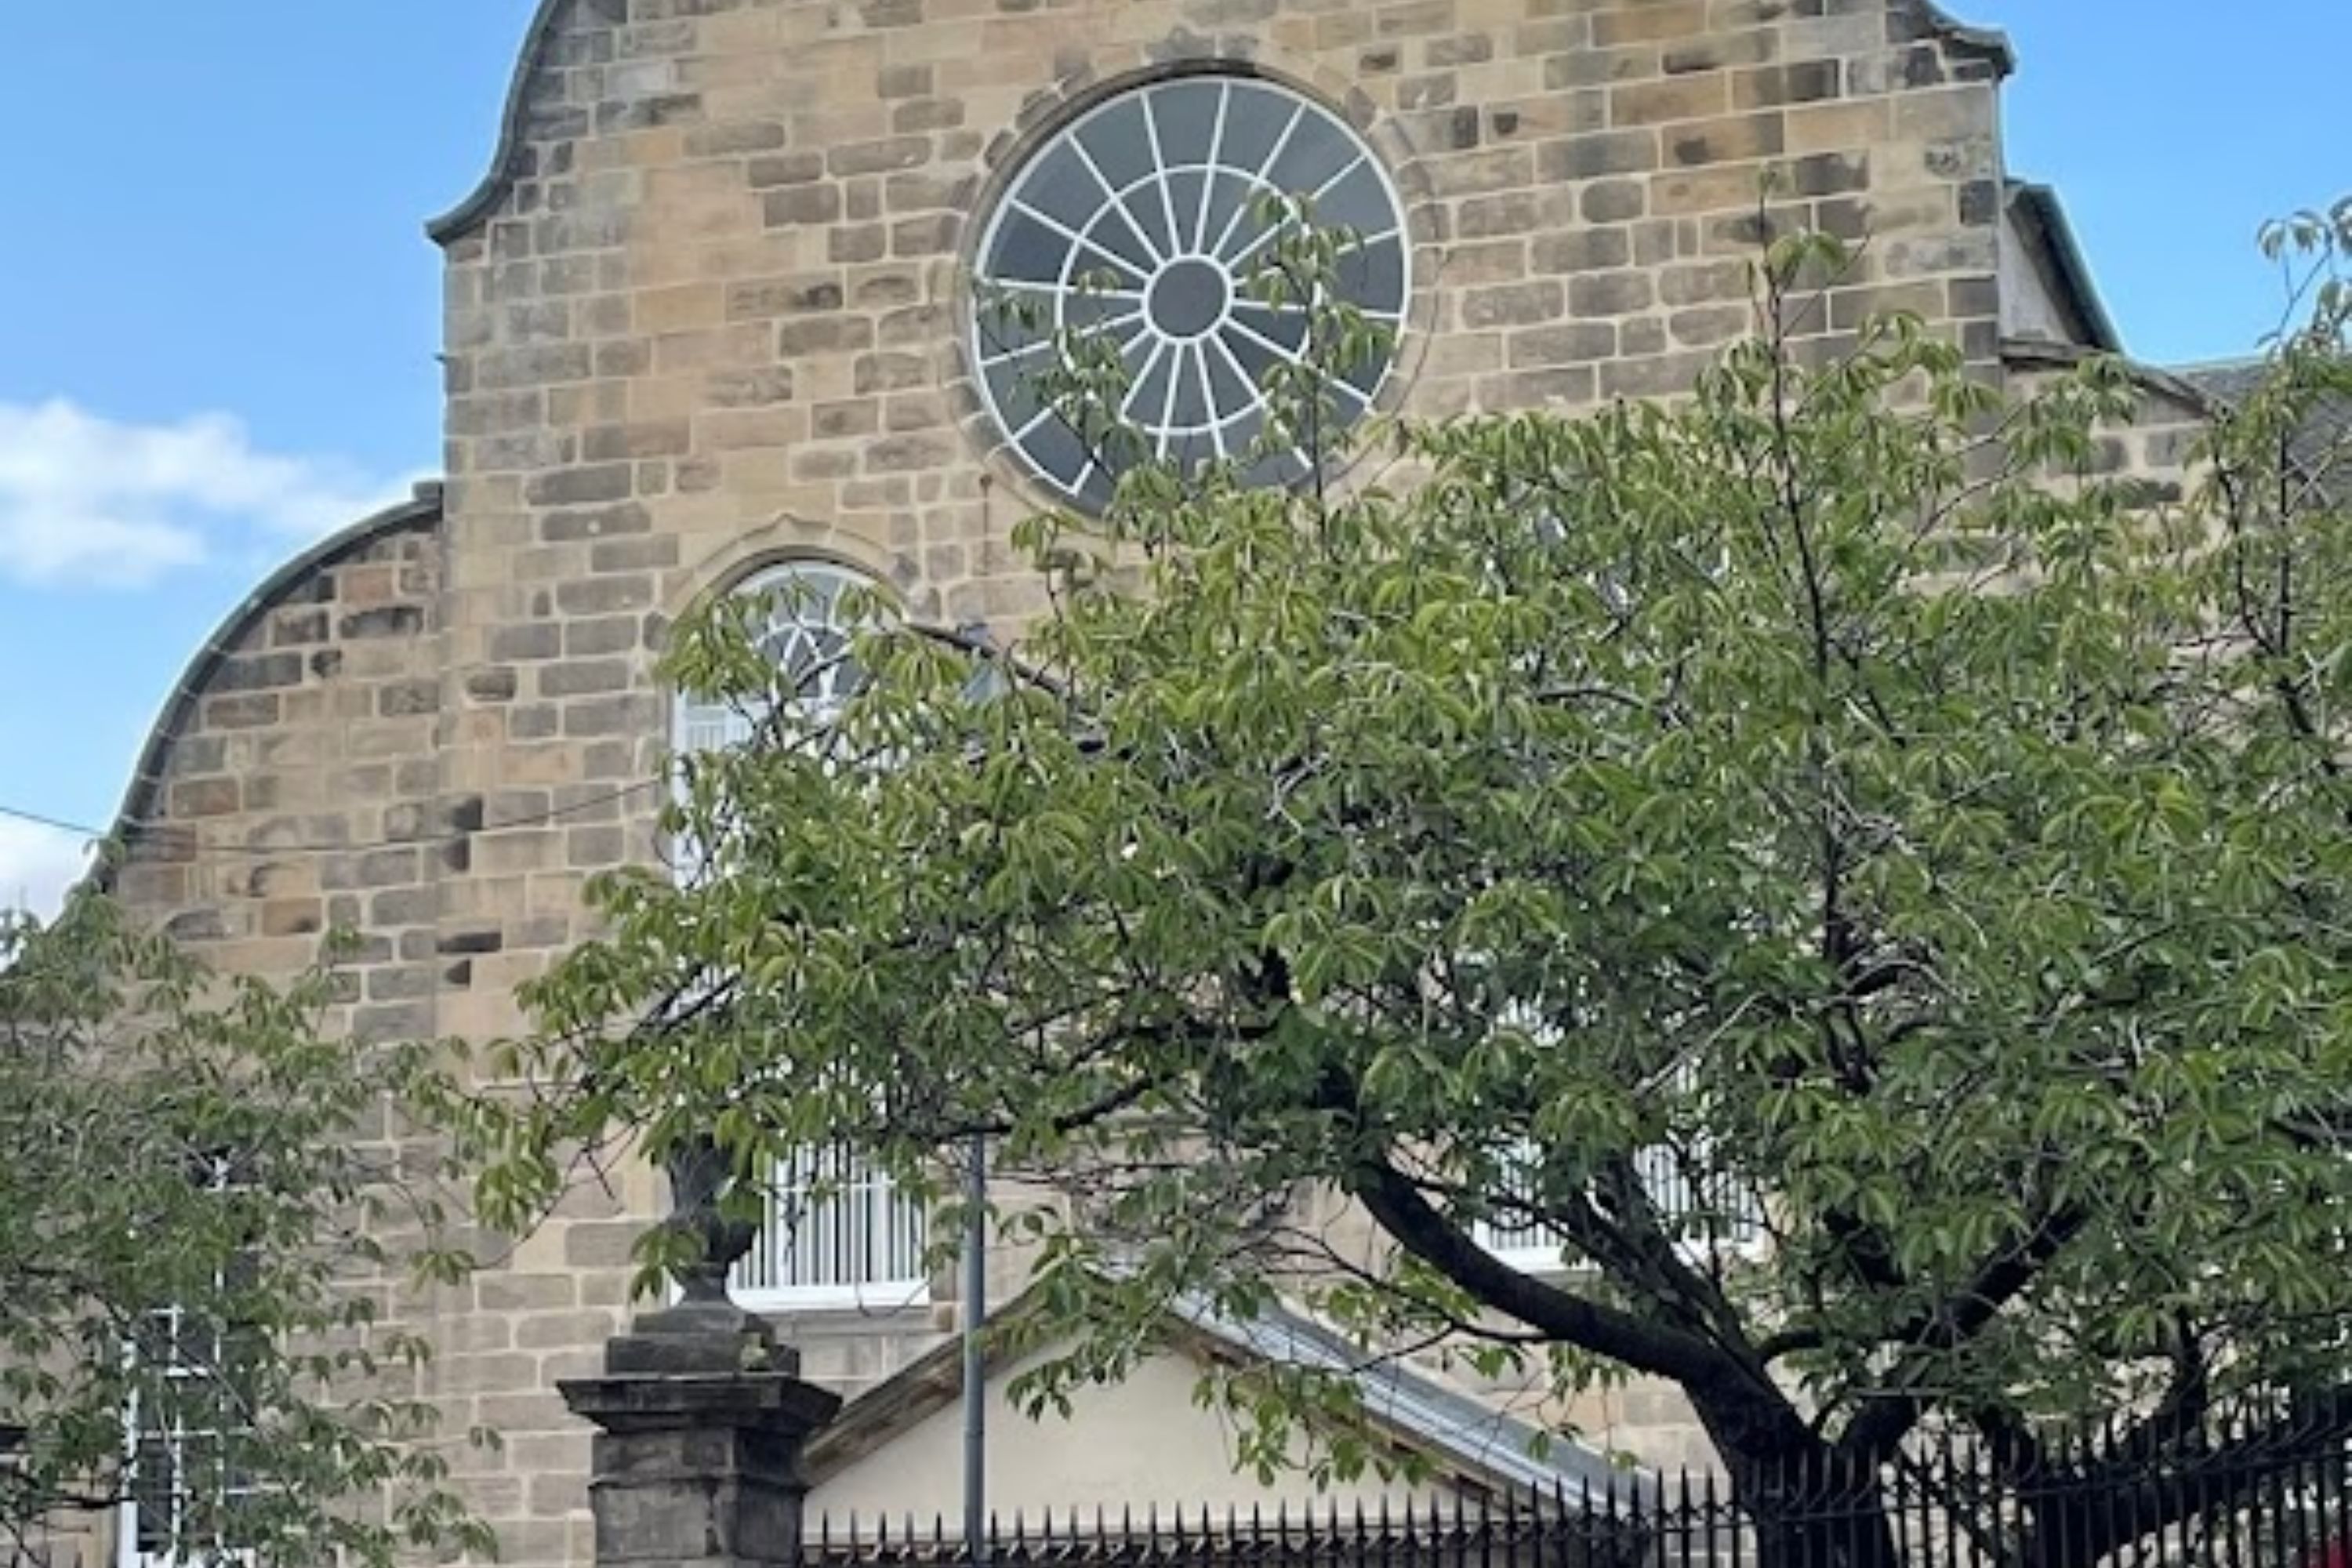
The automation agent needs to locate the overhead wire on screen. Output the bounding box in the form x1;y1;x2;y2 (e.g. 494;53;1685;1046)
2;621;1018;862
0;779;670;859
0;804;100;840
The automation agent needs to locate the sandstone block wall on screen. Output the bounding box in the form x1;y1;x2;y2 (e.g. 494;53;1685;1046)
420;2;2016;1522
111;495;448;1009
85;3;2132;1563
429;0;2016;1158
2004;339;2220;502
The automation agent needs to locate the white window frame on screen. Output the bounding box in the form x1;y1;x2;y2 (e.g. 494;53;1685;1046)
1463;1010;1768;1272
1471;1136;1769;1274
119;1160;256;1568
670;560;875;757
672;561;931;1313
119;1306;256;1568
727;1141;931;1314
967;73;1412;511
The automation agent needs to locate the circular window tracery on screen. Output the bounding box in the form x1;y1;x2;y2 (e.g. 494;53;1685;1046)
971;74;1410;510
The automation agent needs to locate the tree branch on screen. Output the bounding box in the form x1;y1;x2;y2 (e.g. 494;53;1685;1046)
1344;1147;1815;1450
1838;1202;2089;1458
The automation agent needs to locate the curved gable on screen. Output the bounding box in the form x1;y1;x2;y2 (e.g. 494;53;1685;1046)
428;0;2019;247
429;0;616;245
103;489;449;991
112;485;447;845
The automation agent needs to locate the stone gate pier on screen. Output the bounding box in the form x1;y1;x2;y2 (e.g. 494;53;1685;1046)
561;1298;842;1568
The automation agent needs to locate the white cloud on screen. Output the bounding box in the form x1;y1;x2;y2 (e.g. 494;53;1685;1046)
0;816;96;922
0;399;414;590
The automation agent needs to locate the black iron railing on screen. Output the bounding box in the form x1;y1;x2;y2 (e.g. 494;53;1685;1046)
805;1414;2352;1568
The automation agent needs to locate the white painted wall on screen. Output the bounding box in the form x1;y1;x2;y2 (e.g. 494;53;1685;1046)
807;1344;1450;1527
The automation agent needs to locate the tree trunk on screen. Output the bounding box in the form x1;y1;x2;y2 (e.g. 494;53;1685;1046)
1736;1459;1906;1568
1697;1399;1906;1568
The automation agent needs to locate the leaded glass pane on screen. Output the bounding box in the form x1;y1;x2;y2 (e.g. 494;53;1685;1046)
973;75;1410;510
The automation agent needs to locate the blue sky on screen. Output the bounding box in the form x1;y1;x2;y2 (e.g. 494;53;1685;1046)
0;1;2345;911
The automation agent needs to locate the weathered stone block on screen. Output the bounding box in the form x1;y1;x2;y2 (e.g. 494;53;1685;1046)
213;652;307;692
1665;111;1784;166
1536;129;1657;180
762;185;842;227
1592;2;1705;47
340;605;428;640
1531;227;1631;274
1611;73;1728;126
379;680;440;718
1733;60;1841;110
1573;175;1645;225
1508;322;1617;368
828;135;931;176
1570;270;1657;316
775;318;874;356
170;777;241;818
1460;278;1563;329
203;691;281;729
864;433;958;474
526;463;637;507
542;660;633;699
557;576;657;616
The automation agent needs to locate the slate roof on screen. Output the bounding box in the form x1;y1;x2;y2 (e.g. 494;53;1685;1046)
2178;358;2352;507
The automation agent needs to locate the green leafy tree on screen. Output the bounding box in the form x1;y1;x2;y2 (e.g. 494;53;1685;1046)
476;199;2352;1566
0;892;489;1567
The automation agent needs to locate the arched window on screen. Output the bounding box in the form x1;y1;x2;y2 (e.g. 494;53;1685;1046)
673;560;874;751
673;561;929;1312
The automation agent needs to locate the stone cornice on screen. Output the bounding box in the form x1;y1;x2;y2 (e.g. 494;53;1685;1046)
1912;2;2016;77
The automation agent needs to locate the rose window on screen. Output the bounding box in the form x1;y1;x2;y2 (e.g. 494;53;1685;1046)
971;74;1410;510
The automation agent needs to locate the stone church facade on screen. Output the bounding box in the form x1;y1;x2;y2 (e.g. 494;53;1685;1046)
89;2;2234;1564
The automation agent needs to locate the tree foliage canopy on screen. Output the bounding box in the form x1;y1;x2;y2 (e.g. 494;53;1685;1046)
477;201;2352;1560
0;894;487;1566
